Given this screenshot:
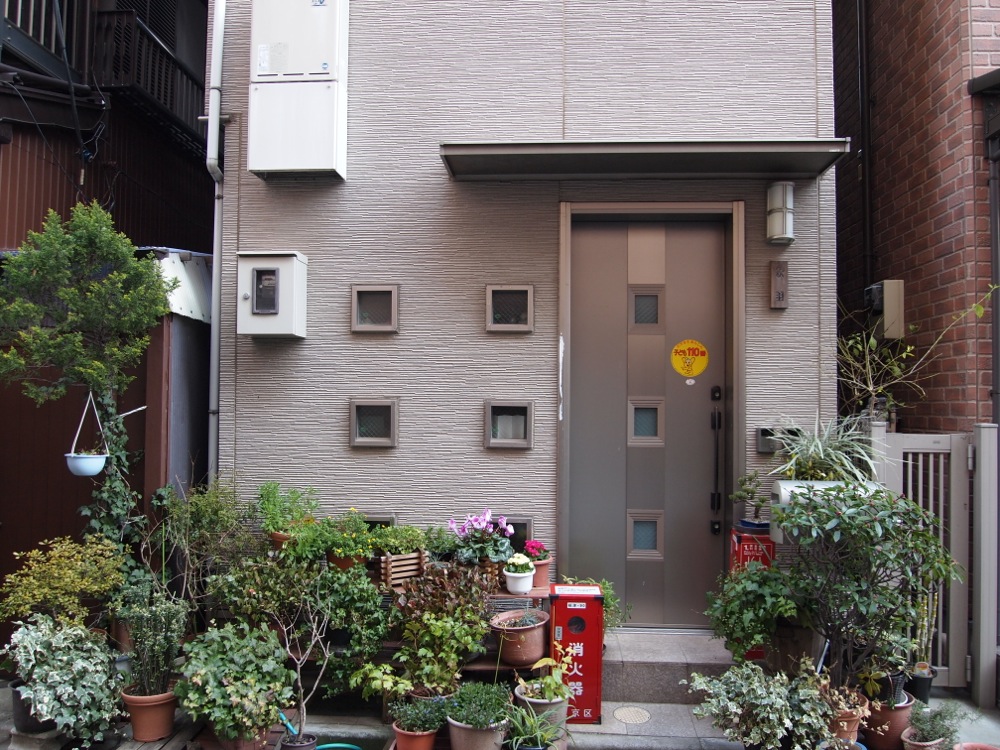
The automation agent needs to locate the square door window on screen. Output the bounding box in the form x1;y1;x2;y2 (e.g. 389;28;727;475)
352;285;399;332
627;510;664;560
628;286;665;334
628;399;665;447
484;400;534;449
350;399;399;447
487;285;533;332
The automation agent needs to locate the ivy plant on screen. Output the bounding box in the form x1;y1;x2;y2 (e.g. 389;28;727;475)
3;614;122;744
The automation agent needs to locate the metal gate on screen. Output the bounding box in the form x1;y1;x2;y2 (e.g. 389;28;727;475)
871;424;970;688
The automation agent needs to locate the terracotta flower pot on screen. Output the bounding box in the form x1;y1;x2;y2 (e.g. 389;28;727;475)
325;552;367;570
213;726;270;750
447;717;506;750
122;688;178;742
490;609;550;667
864;690;914;750
831;692;869;743
531;558;552;589
901;726;947;750
392;722;438;750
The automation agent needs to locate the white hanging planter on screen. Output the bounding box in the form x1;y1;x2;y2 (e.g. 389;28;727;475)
66;391;110;477
66;452;109;476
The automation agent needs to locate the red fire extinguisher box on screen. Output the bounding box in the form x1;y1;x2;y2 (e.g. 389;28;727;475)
729;527;776;660
549;583;604;724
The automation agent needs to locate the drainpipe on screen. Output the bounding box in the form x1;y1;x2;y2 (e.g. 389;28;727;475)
990;139;1000;425
205;0;226;478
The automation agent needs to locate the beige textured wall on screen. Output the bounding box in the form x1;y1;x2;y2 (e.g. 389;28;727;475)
213;1;838;537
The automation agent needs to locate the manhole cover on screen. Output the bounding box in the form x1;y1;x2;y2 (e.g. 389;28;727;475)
613;706;651;724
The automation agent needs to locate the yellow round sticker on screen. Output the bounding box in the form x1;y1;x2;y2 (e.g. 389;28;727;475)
671;339;709;378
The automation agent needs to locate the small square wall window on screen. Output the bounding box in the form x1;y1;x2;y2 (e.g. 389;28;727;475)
484;400;534;449
486;285;533;332
350;398;399;447
352;285;399;332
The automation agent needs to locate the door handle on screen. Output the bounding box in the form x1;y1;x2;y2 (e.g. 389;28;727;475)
711;403;722;513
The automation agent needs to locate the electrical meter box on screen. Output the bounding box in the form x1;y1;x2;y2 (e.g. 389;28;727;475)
550;584;603;724
770;480;880;543
247;0;349;177
237;251;307;338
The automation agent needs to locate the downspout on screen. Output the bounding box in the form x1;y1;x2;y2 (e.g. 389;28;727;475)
857;0;875;288
989;138;1000;425
205;0;226;477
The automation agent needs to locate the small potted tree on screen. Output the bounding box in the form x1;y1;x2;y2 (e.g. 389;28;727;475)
176;622;296;750
256;481;318;548
117;587;189;741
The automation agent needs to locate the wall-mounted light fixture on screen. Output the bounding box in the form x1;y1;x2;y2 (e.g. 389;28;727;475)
766;181;794;245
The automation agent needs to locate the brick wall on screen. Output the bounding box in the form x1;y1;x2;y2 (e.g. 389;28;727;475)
835;0;997;432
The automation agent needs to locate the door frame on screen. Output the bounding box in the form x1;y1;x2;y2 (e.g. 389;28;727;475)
556;200;747;597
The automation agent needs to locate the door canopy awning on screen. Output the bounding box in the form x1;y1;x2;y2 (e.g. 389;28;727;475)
439;139;850;181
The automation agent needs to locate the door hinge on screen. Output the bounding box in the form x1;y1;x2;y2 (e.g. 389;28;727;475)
966;653;973;682
967;443;976;473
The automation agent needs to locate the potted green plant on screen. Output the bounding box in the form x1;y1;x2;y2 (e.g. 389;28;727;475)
2;614;123;746
704;560;798;662
371;524;428;587
351;564;494;699
424;524;460;563
388;697;448;750
513;642;574;728
256;481;318;545
773;483;962;692
504;705;567;750
770;414;876;482
446;681;512;750
140;478;267;630
730;470;770;530
901;700;974;750
322;507;374;568
559;575;632;633
0;535;125;627
176;621;296;750
503;553;536;595
685;658;836;750
210;555;387;748
117;587;189;741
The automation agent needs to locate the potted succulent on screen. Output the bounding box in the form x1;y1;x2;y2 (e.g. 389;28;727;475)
446;681;512;750
901;700;974;750
117;587;189;741
2;614;123;746
490;609;550;667
388;697;449;750
504;704;567;750
685;657;836;750
503;553;536;594
0;535;125;626
523;540;551;589
176;622;296;750
513;642;574;728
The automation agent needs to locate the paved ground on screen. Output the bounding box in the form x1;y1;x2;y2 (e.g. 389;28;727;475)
2;677;998;750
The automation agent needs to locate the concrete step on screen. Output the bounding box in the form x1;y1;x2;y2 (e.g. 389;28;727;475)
601;630;733;704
